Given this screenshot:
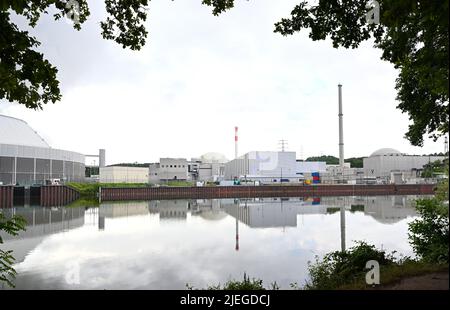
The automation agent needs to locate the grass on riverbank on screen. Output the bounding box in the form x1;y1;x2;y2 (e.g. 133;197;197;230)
187;273;273;290
339;260;448;290
193;262;448;290
66;181;197;198
165;181;195;187
304;241;449;290
67;182;150;198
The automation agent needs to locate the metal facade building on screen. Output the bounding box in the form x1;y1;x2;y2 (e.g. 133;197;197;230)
224;151;300;182
148;153;227;183
0;115;85;185
363;148;446;179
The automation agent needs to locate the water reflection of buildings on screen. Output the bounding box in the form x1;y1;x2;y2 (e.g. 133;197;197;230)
148;200;189;220
98;202;152;229
190;199;227;221
96;195;419;230
219;196;418;228
96;200;191;230
201;196;419;252
319;196;419;224
1;207;85;263
0;196;421;264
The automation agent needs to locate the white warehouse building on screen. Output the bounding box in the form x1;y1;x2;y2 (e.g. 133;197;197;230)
224;151;303;183
296;161;327;175
99;166;149;183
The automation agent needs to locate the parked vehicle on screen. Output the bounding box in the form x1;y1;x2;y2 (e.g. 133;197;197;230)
219;180;235;186
45;178;61;185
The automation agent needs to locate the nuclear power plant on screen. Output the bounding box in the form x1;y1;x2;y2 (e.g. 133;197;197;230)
1;83;447;186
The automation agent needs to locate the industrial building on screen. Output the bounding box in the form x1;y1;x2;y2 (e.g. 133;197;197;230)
320;163;365;184
99;166;149;183
224;151;302;183
363;148;447;182
296;161;327;174
149;158;189;183
148;153;227;183
223;151;332;184
191;152;227;182
0;114;85;185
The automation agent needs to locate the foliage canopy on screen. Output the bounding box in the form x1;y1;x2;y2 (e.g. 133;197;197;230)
0;213;26;287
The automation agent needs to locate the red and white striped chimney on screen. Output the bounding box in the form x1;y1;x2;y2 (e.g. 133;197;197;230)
234;126;238;159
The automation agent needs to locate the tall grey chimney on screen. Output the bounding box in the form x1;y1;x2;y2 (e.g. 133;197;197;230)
338;84;344;168
99;149;106;168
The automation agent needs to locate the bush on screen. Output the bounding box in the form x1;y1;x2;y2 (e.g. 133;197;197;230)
189;273;280;290
0;213;26;287
207;274;266;290
408;198;449;264
304;241;397;290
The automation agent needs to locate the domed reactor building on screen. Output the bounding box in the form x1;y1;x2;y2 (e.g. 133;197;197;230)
363;147;446;180
0;115;85;185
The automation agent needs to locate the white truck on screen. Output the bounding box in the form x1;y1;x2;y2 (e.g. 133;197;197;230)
219;180;235;186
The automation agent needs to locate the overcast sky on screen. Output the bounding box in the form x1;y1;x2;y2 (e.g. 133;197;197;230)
1;0;447;165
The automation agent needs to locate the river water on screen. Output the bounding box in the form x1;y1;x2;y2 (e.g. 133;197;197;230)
0;195;424;289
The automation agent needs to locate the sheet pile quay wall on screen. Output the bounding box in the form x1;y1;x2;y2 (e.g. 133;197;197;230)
100;184;435;201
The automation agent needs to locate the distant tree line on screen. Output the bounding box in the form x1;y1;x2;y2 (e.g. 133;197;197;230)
422;152;449;157
110;163;151;168
304;155;365;168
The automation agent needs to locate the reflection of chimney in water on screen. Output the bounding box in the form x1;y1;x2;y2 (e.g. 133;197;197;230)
340;206;346;252
98;207;105;230
235;202;240;251
98;215;105;231
235;217;239;251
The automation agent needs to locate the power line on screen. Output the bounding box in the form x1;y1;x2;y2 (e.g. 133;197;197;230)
278;139;288;152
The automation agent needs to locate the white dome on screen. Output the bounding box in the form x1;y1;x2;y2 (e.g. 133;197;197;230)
0;114;50;148
370;148;402;157
200;152;228;163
